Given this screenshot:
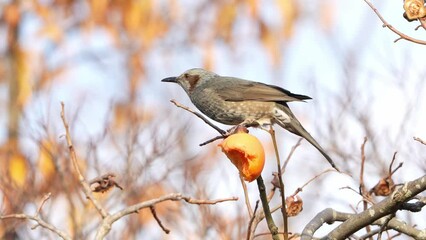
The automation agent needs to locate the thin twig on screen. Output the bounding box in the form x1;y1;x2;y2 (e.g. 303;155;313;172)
199;135;226;146
246;200;260;240
377;214;395;240
388;152;403;178
60;102;108;218
150;206;170;234
414;136;426;145
292;169;335;195
359;137;373;239
359;137;368;196
181;196;238;204
94;193;238;239
269;126;288;240
170;99;226;135
240;175;253;217
282;138;303;173
388;152;397;176
363;0;426;45
253;232;296;239
1;193;71;240
36;193;52;215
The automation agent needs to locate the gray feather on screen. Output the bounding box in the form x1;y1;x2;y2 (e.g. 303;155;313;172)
210;77;312;103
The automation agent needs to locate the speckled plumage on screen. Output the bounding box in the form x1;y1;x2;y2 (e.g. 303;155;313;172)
162;68;338;170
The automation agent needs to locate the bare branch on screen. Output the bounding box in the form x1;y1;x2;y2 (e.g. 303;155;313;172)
150;206;170;234
301;208;426;240
256;175;279;240
95;193;238;239
36;193;51;216
301;174;426;239
170;99;226;135
414;136;426;145
246;200;260;240
282;138;303;173
1;193;72;240
240;175;253;218
60;102;109;218
268;126;288;240
292;169;336;196
364;0;426;45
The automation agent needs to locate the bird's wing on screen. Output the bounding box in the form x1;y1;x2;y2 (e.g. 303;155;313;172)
215;78;312;102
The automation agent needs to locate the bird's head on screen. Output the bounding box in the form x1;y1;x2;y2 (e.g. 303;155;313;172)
161;68;218;94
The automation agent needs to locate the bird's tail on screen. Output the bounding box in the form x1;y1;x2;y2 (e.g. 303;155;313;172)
274;105;340;171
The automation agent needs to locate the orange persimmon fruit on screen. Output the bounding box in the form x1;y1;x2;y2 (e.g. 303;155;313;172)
218;132;265;182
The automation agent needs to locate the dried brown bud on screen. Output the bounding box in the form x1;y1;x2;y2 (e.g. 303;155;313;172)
90;173;123;193
404;0;426;20
286;194;303;217
371;177;395;196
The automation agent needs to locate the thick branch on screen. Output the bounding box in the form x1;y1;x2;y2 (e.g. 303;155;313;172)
256;175;280;240
301;208;426;240
95;193;237;239
301;174;426;239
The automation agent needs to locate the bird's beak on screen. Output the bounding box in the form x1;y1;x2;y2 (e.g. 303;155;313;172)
161;77;177;83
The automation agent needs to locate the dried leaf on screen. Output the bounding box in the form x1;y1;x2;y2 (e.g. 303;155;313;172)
286;194;303;217
371;177;395;196
404;0;426;20
90;173;123;193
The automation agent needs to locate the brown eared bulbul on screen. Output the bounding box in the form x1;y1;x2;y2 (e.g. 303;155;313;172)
162;68;339;171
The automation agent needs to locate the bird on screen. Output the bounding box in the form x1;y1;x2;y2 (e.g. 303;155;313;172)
162;68;338;170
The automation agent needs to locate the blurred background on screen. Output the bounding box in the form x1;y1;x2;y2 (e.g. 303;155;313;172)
0;0;425;239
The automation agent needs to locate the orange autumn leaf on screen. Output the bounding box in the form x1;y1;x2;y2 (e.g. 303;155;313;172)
259;22;281;66
215;3;237;41
247;0;259;18
89;0;109;24
276;0;298;39
4;3;21;28
9;152;28;187
218;132;265;182
15;47;32;107
38;140;56;179
123;0;150;36
202;42;215;70
38;23;63;44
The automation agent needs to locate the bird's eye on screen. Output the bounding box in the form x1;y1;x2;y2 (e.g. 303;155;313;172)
184;73;189;78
